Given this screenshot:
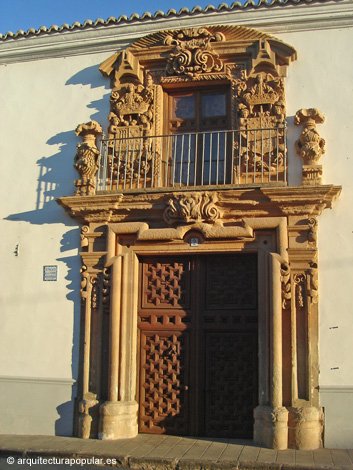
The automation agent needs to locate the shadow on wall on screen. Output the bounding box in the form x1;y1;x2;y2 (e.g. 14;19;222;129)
4;63;110;436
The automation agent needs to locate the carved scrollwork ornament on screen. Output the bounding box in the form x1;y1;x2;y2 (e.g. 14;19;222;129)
308;262;319;304
102;267;111;312
280;263;291;310
164;28;225;78
308;217;318;246
163;192;221;225
91;276;99;310
80;265;89;300
293;273;306;308
80;225;89;248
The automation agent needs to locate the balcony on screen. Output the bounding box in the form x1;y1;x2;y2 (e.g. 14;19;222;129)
96;125;287;193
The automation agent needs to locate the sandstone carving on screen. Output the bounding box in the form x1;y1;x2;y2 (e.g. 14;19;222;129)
78;393;98;439
56;25;343;451
235;72;287;183
281;262;291;309
74;121;102;196
295;108;325;185
106;80;157;188
163;192;221;225
164;27;225;78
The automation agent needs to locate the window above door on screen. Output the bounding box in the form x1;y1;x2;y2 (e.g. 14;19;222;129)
93;25;297;193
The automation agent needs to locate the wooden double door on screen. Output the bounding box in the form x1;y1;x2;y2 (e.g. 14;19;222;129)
138;253;258;438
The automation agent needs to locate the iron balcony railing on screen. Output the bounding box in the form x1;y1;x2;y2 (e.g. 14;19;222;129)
97;125;287;192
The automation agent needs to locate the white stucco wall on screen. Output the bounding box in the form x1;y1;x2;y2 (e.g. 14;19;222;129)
0;52;111;435
277;27;353;448
0;1;352;446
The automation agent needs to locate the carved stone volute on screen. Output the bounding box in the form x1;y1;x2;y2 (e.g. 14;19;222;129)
74;121;102;196
295;108;325;186
164;27;225;78
163;192;221;225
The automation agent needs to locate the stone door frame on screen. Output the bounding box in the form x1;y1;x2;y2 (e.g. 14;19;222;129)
97;217;289;447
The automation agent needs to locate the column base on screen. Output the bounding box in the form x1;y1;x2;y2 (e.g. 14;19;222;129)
254;405;289;450
288;406;323;450
99;400;138;440
77;394;99;439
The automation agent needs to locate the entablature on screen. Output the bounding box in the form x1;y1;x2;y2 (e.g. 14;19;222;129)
57;184;341;225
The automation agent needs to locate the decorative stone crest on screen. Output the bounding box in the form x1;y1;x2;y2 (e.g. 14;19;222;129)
106;81;157;187
74;121;102;196
164;28;225;78
295;108;325;186
235;72;287;181
108;82;153;133
163;192;221;225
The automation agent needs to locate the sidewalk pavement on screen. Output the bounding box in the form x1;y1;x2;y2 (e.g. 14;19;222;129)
0;434;353;470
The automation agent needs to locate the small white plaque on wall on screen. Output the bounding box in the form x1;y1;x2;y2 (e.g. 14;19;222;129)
43;265;58;281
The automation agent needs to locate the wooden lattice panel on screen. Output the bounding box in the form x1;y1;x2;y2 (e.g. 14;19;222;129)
205;254;257;310
139;331;189;434
138;254;258;438
142;259;191;309
204;332;258;438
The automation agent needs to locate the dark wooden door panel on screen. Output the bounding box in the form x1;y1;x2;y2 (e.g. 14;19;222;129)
204;331;258;438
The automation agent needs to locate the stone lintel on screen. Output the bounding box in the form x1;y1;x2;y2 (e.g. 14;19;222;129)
56;185;341;225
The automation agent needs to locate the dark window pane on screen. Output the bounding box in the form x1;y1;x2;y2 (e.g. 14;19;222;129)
202;94;226;117
172;95;195;119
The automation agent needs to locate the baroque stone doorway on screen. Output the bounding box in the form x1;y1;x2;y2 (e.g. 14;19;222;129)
137;253;258;438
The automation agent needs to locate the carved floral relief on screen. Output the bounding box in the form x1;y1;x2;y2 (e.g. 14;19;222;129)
163;192;221;225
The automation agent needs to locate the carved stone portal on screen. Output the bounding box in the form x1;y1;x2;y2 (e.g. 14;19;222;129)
57;25;342;451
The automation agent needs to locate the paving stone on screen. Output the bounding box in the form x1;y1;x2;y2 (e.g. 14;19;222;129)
200;441;228;461
217;442;244;462
237;445;260;463
276;449;295;465
295;450;314;467
115;434;155;456
330;449;353;467
257;448;278;464
348;450;353;464
147;436;183;458
178;439;212;460
312;448;333;467
163;438;198;459
126;435;168;458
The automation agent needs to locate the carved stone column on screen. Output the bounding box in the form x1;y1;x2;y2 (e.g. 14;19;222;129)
287;215;323;449
254;253;289;450
99;243;139;439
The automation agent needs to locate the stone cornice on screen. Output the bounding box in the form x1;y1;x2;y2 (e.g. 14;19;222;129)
1;0;352;64
56;184;341;224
